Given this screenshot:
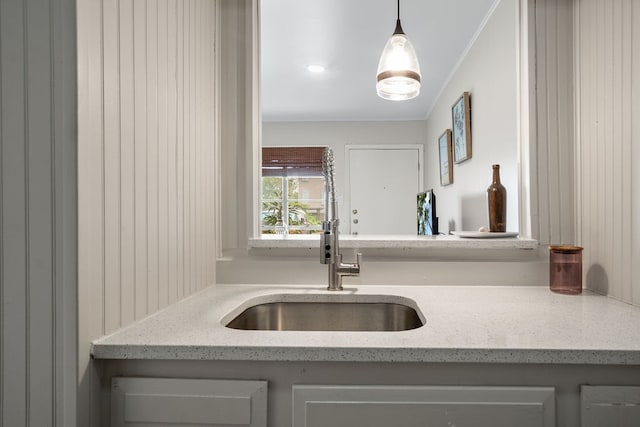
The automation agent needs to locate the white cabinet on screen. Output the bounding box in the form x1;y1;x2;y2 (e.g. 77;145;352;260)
581;386;640;427
293;385;555;427
111;377;267;427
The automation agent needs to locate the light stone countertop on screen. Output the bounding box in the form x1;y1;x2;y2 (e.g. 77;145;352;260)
248;234;539;250
91;285;640;365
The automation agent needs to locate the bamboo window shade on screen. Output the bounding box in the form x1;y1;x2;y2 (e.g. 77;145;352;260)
261;147;325;177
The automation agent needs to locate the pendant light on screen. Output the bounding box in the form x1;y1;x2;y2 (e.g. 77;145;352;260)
376;0;421;101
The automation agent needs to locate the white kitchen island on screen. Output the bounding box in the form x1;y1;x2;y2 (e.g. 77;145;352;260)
94;285;640;427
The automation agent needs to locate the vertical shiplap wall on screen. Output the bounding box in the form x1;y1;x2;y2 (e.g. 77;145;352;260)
531;0;575;245
77;0;218;424
575;0;640;305
0;0;78;425
220;0;259;250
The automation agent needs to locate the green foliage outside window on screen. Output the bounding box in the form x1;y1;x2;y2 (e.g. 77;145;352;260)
261;176;321;234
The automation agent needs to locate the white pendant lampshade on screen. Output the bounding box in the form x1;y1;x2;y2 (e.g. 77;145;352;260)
376;1;421;101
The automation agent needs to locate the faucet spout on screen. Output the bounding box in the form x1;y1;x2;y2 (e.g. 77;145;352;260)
320;147;362;291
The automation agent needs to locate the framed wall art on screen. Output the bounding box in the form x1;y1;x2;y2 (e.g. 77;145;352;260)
438;129;453;186
451;91;472;163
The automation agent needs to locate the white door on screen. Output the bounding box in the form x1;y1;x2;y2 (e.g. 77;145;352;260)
347;145;422;235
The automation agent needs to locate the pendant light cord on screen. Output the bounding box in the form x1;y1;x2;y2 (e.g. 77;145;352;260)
393;0;404;35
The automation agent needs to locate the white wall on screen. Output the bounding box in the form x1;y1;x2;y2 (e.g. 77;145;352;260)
258;0;578;244
220;0;260;250
262;120;426;233
218;0;578;288
532;0;575;245
77;0;218;424
262;0;524;236
0;0;78;425
575;0;640;306
424;0;519;233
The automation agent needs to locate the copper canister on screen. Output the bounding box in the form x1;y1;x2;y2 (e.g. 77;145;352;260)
549;245;583;294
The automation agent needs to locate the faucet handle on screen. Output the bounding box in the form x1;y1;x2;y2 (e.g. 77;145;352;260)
337;252;362;277
350;253;362;275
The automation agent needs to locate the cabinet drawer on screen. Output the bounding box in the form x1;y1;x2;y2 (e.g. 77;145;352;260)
293;385;555;427
111;377;267;427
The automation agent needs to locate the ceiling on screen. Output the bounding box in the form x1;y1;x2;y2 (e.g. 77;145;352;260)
261;0;497;122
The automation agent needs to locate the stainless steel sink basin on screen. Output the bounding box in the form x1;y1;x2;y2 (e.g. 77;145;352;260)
225;300;424;332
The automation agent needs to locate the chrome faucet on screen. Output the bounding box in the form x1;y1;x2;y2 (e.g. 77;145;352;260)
320;147;362;291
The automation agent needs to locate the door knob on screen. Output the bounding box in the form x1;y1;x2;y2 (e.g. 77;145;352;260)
353;219;359;224
352;209;358;215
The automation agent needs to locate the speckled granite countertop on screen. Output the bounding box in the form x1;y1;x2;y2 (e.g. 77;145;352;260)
248;234;539;250
91;285;640;365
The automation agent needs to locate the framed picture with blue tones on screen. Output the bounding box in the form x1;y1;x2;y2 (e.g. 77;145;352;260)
417;189;438;235
452;91;472;163
438;129;453;186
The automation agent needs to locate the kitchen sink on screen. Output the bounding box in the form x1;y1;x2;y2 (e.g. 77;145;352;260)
225;298;424;332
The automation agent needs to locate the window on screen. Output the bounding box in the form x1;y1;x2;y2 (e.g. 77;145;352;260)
261;147;325;234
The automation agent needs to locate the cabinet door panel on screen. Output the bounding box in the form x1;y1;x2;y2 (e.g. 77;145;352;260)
293;385;555;427
111;377;267;427
581;386;640;427
123;393;251;424
307;402;546;427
